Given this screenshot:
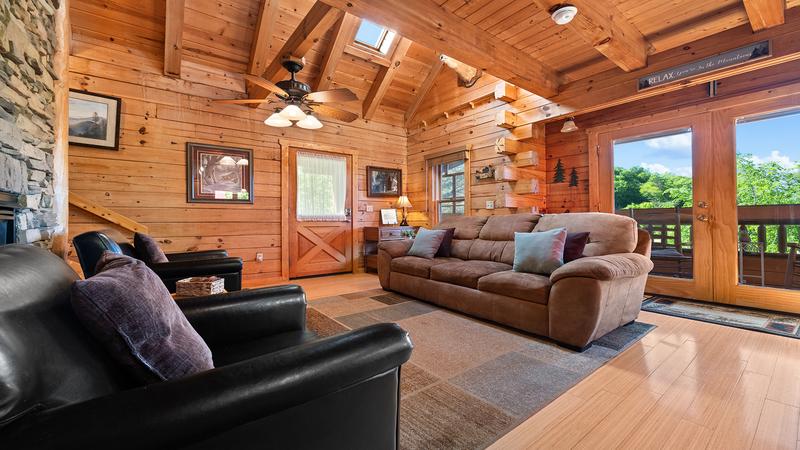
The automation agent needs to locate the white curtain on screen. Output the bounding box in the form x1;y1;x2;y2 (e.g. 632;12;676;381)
296;151;347;221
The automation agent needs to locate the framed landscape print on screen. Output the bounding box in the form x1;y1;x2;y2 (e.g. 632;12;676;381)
187;143;254;204
367;166;402;197
68;90;121;150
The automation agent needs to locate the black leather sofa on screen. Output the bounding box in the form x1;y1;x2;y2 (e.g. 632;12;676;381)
0;245;413;449
73;231;244;293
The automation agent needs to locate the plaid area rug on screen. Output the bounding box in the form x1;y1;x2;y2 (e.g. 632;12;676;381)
306;289;654;450
643;295;800;338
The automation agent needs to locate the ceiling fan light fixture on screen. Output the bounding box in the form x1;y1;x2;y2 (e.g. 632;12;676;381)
550;4;578;25
296;114;323;130
561;117;579;133
279;104;307;121
265;111;292;127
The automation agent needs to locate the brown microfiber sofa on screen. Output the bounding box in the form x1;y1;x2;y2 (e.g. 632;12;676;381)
377;213;653;350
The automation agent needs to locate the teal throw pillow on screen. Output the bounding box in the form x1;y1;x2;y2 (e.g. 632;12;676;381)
407;228;447;259
513;228;568;274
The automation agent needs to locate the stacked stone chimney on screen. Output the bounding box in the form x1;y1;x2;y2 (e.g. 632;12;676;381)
0;0;58;247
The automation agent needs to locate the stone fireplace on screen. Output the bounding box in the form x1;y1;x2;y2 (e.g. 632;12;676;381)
0;0;59;248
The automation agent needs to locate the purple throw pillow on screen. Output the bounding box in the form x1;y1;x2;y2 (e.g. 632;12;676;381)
564;232;590;263
134;232;168;265
435;228;456;257
71;252;214;384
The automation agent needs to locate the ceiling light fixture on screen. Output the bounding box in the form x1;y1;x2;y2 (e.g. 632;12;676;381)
296;114;323;130
279;104;307;121
561;117;579;133
550;4;578;25
264;111;292;127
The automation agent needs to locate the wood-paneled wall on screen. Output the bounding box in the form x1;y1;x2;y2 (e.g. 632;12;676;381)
405;72;547;225
67;0;406;283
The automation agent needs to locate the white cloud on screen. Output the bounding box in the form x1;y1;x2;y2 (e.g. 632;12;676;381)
644;133;692;151
747;150;796;169
640;163;671;174
674;166;693;176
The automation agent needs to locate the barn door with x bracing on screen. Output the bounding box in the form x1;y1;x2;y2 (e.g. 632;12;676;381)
289;149;353;278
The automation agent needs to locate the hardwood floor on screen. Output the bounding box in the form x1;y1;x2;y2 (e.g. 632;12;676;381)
264;273;800;449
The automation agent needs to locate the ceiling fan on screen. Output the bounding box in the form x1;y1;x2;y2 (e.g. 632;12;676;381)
213;57;359;129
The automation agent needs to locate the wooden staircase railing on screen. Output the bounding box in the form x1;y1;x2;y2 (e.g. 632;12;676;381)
69;192;149;234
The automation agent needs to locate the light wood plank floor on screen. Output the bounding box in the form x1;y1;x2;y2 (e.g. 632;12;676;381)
269;273;800;450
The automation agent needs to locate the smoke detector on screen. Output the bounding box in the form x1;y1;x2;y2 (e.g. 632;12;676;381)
550;4;578;25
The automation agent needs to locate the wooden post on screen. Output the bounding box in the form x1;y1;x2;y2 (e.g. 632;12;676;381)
778;224;788;253
495;110;518;129
51;0;70;259
494;82;518;102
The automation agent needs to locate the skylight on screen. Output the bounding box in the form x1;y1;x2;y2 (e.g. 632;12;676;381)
354;20;396;55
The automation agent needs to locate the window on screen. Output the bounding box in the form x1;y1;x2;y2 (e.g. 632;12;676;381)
438;160;465;218
354;20;396;54
296;152;347;221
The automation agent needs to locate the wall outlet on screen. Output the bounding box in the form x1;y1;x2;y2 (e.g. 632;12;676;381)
256;252;264;262
486;200;495;209
366;204;374;212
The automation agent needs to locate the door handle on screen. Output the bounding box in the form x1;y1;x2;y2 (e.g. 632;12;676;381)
697;214;709;222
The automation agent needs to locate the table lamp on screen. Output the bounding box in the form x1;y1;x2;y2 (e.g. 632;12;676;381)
396;195;412;226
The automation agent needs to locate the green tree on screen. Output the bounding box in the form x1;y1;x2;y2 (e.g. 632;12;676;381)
553;159;565;183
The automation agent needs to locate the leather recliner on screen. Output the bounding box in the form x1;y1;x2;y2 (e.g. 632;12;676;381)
0;244;413;449
73;231;244;292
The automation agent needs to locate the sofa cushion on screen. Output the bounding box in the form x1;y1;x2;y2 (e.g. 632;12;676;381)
564;232;590;262
391;256;461;278
478;270;551;305
437;215;488;240
430;260;512;289
468;239;511;263
134;232;168;264
407;228;447;259
71;252;214;384
435;228;456;257
449;239;474;260
534;213;638;256
478;214;540;241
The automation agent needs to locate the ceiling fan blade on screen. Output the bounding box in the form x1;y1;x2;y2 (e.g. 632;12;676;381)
312;104;359;123
212;98;272;104
243;74;289;97
306;88;358;103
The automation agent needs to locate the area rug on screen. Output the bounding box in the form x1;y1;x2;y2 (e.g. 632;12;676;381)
307;289;655;450
643;295;800;338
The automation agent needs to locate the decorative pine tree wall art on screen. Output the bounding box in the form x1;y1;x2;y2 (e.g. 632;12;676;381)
569;167;579;187
553;158;565;183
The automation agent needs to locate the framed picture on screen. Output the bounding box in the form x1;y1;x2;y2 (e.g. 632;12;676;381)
367;166;402;197
380;208;398;225
187;143;254;204
68;90;121;150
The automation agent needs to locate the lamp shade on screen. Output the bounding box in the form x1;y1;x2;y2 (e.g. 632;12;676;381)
265;112;292;127
279;104;307;121
296;114;323;130
561;118;578;133
396;195;412;209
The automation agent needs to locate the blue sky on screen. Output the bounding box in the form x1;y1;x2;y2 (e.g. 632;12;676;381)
613;111;800;176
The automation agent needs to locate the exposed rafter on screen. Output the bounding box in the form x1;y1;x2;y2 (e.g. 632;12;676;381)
363;38;412;120
316;13;361;91
246;0;280;96
405;54;444;126
743;0;785;31
531;0;650;72
318;0;560;99
163;0;185;78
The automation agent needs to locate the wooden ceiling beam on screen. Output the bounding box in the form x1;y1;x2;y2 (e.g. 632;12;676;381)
531;0;649;72
743;0;785;31
363;38;412;120
246;0;280;97
163;0;185;78
315;13;361;91
405;54;444;127
318;0;560;99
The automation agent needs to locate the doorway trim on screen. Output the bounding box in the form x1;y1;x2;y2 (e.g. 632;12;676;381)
279;139;358;280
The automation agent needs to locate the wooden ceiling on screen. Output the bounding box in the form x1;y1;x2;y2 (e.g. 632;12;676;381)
71;0;800;127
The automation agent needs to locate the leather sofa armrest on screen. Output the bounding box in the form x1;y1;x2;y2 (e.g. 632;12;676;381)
550;253;654;283
1;324;413;450
378;240;413;258
166;249;229;261
149;257;243;279
178;285;307;345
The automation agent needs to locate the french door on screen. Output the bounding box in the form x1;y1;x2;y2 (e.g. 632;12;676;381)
591;97;800;314
288;149;354;278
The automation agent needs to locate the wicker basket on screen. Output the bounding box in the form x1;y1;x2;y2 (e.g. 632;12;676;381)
175;276;226;298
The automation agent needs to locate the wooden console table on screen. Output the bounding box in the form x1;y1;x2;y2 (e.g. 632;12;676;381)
364;226;416;272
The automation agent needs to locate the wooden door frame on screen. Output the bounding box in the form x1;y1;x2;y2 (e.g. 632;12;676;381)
588;115;714;300
280;139;358;281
